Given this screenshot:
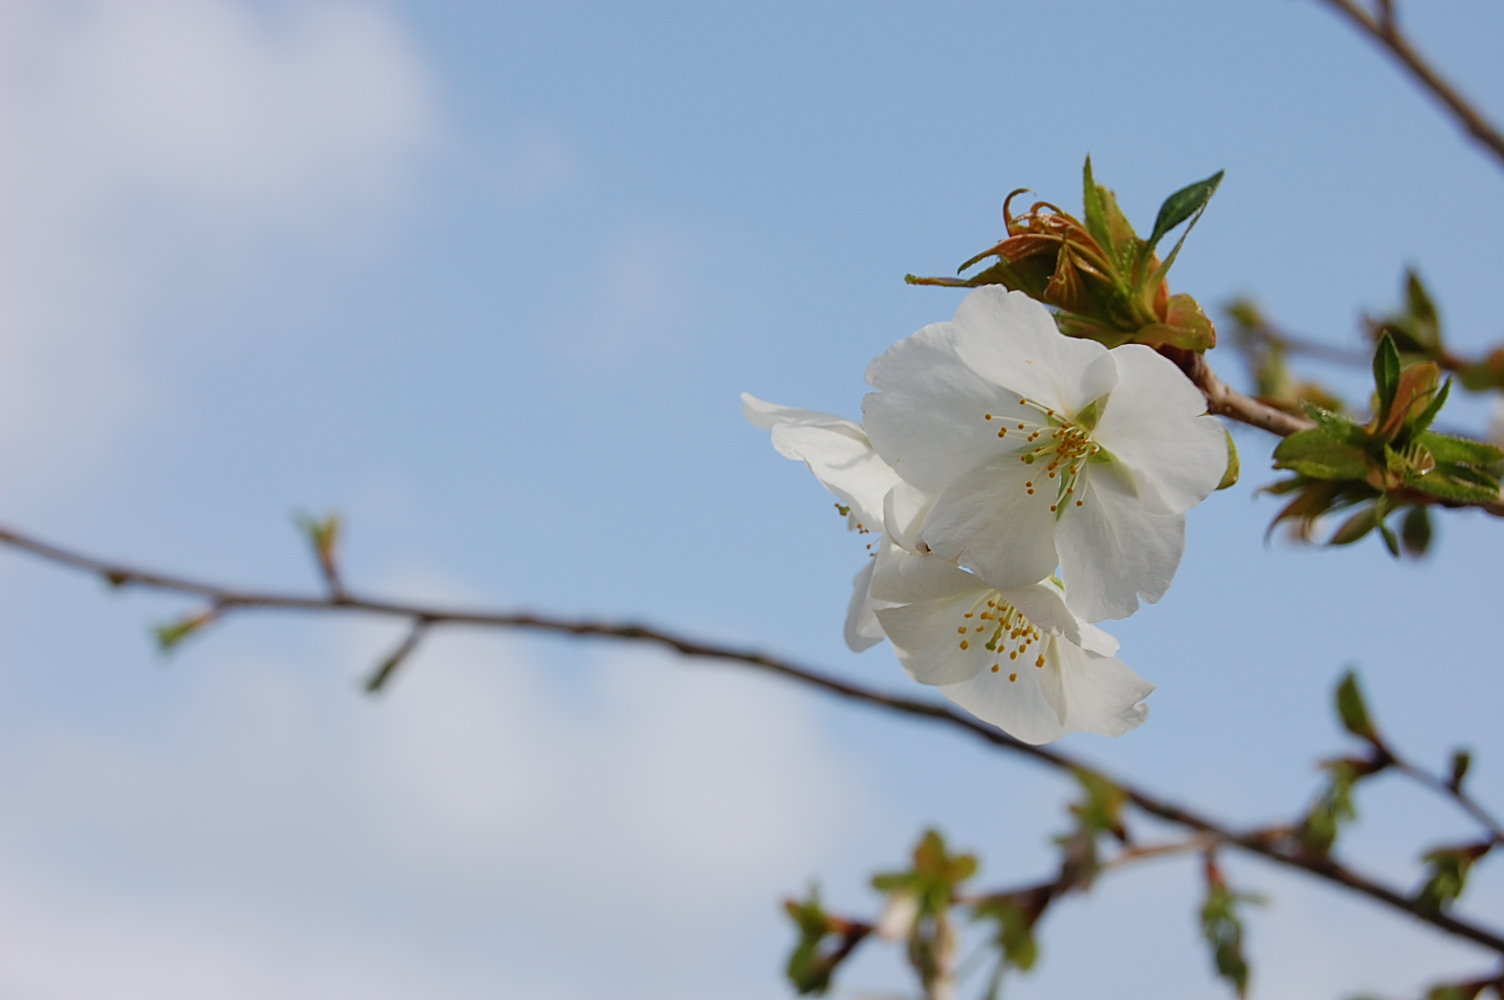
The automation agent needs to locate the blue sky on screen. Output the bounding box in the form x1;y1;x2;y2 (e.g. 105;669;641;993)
3;2;1504;998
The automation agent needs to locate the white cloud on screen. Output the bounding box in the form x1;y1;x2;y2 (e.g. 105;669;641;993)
0;626;866;999
0;0;437;483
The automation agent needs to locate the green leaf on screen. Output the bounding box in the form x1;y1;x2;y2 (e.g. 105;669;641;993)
783;887;870;996
1328;506;1378;546
1373;333;1402;426
1417;431;1504;468
1335;670;1377;742
1070;768;1128;842
1408;467;1502;504
1407;269;1439;335
1147;169;1225;253
1416;842;1492;916
1377;514;1401;556
1300;759;1360;856
1272;428;1371;481
971;891;1047;975
1397;506;1432;557
873;828;978;914
1301;403;1368;442
153;609;217;653
1200;867;1257;999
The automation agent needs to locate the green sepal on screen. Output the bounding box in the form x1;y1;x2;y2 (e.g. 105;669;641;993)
1135;293;1218;352
1217;428;1240;490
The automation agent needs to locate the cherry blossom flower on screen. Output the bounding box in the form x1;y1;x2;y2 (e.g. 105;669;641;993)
744;394;1151;742
863;286;1227;621
869;540;1153;744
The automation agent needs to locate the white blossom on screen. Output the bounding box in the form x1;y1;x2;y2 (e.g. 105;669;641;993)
744;393;1152;743
869;540;1152;744
863;286;1227;621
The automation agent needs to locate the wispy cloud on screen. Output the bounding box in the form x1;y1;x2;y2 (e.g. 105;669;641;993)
0;0;437;484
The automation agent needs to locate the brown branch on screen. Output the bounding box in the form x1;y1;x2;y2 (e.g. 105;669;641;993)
1316;0;1504;170
2;521;1503;955
1162;347;1317;437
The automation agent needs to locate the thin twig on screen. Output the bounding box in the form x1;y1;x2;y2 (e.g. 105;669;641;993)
1388;756;1504;849
1235;321;1372;369
1316;0;1504;170
2;522;1502;954
365;617;432;693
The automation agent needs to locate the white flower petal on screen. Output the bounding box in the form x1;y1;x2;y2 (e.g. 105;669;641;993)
882;480;936;551
876;591;997;686
937;646;1067;745
920;456;1060;594
844;558;887;652
741;392;845;430
1056;468;1186;621
769;422;897;532
868;539;980;604
1090;345;1227;515
863;322;1034;494
1001;580;1115;655
1046;642;1154;737
949;287;1115;414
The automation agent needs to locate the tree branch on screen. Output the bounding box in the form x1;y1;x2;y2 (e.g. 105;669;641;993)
1316;0;1504;170
1388;754;1504;849
2;521;1502;953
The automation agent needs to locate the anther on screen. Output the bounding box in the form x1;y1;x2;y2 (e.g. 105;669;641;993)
991;664;1000;673
957;626;967;635
959;640;969;650
1009;672;1018;682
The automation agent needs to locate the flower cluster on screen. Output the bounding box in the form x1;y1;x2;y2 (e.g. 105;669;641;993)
746;287;1228;744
